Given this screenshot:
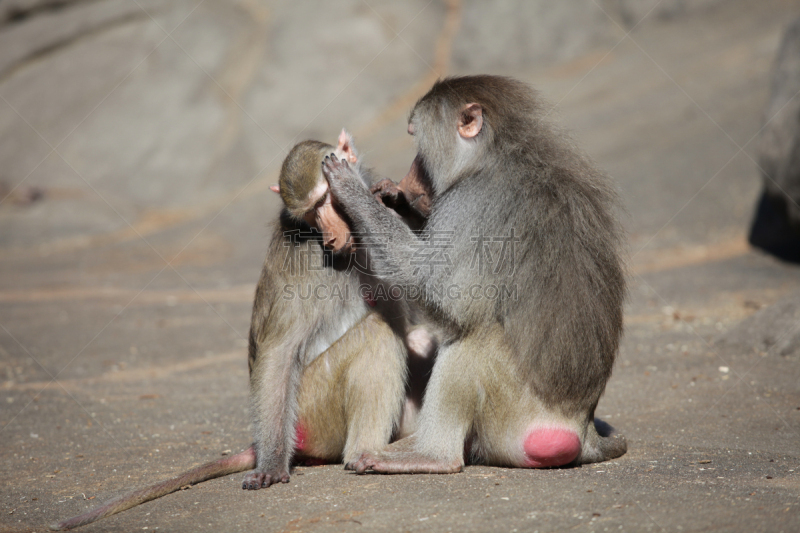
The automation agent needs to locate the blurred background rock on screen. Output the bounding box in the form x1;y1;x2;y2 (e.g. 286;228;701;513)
1;0;780;261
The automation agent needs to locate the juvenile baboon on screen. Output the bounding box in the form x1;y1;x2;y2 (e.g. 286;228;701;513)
50;132;424;530
243;131;413;489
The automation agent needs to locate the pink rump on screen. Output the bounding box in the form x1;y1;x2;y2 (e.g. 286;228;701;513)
523;427;581;468
295;422;308;453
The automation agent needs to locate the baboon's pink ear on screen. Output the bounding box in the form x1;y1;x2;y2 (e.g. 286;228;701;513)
270;184;280;194
337;129;358;163
458;103;483;139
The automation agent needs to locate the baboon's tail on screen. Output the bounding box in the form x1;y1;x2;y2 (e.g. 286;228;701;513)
49;445;256;531
579;419;627;464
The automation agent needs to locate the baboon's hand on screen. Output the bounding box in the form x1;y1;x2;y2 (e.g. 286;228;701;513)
370;178;402;207
322;154;364;202
241;468;289;490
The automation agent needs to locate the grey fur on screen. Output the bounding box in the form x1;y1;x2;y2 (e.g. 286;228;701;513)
325;75;626;468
